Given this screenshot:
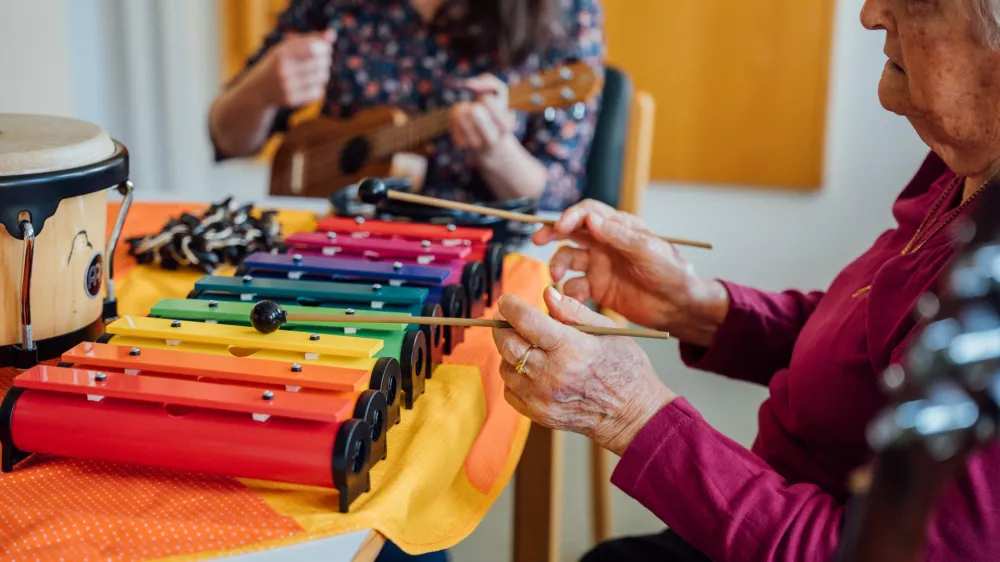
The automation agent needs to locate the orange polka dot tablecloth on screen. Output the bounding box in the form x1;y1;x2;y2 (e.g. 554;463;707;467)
0;203;544;561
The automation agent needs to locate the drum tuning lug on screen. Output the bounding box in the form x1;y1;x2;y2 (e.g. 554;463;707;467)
129;348;141;356
95;372;107;382
310;333;320;341
170;320;181;328
242;275;253;284
393;262;403;270
292;254;303;263
372;284;383;292
208;300;219;308
346;308;356;315
290;363;303;373
262;390;275;401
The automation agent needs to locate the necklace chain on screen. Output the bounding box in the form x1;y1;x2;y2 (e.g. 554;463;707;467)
901;175;990;255
852;171;996;298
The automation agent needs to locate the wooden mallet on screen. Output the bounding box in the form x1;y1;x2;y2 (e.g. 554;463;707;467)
356;178;713;250
249;300;671;340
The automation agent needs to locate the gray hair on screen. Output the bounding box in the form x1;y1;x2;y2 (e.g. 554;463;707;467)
972;0;1000;48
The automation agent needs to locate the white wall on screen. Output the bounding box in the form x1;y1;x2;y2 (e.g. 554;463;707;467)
0;0;931;560
0;0;75;115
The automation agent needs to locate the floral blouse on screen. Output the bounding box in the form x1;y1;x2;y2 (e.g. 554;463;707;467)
235;0;606;211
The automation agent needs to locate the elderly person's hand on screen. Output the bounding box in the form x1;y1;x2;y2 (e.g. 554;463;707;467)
532;200;728;347
491;286;676;455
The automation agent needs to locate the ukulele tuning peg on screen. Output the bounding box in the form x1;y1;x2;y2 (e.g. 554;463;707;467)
530;74;543;87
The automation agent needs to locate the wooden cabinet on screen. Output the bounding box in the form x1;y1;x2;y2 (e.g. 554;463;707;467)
604;0;836;190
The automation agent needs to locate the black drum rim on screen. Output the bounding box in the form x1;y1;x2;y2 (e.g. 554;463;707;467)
0;141;129;240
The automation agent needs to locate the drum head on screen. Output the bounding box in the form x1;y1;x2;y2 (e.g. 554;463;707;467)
0;114;128;240
0;114;115;176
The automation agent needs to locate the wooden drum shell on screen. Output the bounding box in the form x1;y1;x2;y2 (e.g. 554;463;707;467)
0;190;108;346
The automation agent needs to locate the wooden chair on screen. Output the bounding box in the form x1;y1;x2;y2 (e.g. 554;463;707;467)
579;65;657;545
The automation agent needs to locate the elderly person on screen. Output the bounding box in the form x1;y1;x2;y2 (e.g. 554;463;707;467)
491;0;1000;560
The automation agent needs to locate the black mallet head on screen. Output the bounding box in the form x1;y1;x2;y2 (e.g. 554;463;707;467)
357;178;389;205
250;300;288;334
357;177;412;205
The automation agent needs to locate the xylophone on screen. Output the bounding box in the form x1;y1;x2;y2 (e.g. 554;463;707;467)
0;214;512;514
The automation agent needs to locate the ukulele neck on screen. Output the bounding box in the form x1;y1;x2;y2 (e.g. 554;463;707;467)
370;109;452;159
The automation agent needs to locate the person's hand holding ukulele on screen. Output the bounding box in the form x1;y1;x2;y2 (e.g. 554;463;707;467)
449;74;548;200
210;28;336;158
244;28;335;108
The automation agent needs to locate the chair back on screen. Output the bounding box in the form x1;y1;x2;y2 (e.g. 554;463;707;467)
583;66;634;208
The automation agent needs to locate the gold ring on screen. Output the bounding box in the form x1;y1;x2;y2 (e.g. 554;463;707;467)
515;347;535;376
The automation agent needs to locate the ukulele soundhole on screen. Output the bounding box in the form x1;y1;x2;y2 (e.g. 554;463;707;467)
340;136;372;174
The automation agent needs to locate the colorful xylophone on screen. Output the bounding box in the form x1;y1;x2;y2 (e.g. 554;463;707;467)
0;216;505;514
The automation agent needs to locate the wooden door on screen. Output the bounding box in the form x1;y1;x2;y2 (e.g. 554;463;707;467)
604;0;836;190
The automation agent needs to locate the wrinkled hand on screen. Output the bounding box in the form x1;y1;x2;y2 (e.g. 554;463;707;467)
491;287;675;456
533;199;728;347
450;74;517;154
247;28;335;107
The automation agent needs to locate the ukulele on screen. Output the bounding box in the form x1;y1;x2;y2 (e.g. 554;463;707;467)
267;61;603;199
834;178;1000;562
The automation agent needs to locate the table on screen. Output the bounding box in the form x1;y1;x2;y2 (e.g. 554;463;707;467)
0;202;550;562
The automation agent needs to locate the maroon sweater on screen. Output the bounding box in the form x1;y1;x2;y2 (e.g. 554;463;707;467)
612;152;1000;561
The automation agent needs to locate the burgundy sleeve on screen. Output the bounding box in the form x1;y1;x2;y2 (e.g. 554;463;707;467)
678;281;825;386
611;398;1000;562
